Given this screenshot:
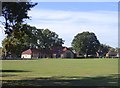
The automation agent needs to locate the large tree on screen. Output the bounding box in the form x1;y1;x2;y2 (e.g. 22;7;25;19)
2;24;64;58
28;28;64;49
31;28;64;55
42;29;64;48
2;24;34;58
1;2;37;36
72;31;100;57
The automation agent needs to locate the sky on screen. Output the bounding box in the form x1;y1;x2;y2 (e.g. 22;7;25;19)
0;2;119;48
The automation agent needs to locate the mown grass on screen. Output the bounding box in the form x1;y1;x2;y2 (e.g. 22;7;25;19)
0;58;119;86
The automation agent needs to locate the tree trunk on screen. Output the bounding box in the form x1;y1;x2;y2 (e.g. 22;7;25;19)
85;49;88;58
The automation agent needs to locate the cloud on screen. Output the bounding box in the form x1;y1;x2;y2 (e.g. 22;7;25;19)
28;9;117;23
0;25;6;47
0;3;118;48
27;9;118;47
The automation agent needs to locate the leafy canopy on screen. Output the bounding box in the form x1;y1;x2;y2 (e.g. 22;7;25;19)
72;31;100;57
1;2;37;35
2;24;64;58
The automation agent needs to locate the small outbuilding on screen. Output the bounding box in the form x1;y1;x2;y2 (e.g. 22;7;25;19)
21;49;46;59
60;47;74;58
51;47;74;58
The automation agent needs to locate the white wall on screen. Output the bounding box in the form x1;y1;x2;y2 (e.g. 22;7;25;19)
21;54;31;59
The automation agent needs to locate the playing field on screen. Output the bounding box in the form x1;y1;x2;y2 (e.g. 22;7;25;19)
1;58;119;86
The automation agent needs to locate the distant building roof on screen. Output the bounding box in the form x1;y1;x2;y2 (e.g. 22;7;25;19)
21;48;46;55
22;49;32;55
21;47;74;55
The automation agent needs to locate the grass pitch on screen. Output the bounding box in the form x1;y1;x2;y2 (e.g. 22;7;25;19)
1;58;119;86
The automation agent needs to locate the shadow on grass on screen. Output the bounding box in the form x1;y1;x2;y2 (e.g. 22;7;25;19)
0;70;31;77
2;74;119;87
1;74;17;77
0;70;31;72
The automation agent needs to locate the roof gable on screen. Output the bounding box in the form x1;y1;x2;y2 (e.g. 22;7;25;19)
22;49;32;55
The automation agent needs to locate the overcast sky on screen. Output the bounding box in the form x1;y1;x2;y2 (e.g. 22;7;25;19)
0;2;118;48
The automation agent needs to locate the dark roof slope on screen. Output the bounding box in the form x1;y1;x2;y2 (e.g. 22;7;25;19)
22;49;32;55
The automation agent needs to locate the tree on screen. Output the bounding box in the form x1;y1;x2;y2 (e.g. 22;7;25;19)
2;24;64;58
1;2;37;36
72;31;100;57
2;24;35;58
42;29;64;48
28;28;64;49
98;44;111;57
36;29;64;56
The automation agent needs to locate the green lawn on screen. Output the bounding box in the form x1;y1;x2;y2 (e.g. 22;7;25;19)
1;58;119;86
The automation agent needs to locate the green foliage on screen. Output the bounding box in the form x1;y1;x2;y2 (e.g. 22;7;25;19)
2;24;32;58
42;29;64;48
2;2;37;35
98;44;111;56
72;31;100;57
30;28;64;55
2;24;64;58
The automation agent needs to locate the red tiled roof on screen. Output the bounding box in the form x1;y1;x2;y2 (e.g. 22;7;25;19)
22;49;32;55
22;48;46;55
22;47;74;55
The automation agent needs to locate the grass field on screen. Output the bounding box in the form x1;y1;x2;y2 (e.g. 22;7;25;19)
1;58;119;86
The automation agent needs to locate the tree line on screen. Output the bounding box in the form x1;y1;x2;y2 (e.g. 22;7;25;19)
2;24;64;58
1;2;119;58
